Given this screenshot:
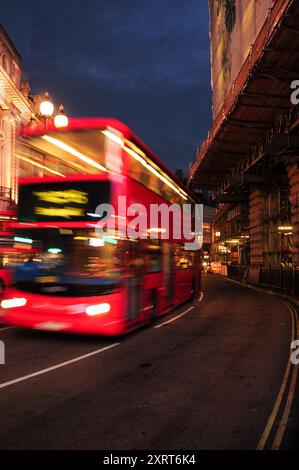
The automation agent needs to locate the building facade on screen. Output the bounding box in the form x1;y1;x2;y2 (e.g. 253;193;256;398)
189;0;299;291
0;26;81;274
0;26;33;212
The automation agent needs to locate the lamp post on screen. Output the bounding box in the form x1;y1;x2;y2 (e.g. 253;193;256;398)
54;104;68;128
39;91;68;129
39;91;54;119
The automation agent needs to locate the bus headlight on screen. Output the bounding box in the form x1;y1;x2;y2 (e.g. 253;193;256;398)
85;303;111;316
1;297;27;309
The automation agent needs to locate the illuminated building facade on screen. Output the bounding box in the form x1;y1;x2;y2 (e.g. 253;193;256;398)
0;26;80;270
189;0;299;291
0;25;33;211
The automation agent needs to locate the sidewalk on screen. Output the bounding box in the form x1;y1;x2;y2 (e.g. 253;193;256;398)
212;272;299;311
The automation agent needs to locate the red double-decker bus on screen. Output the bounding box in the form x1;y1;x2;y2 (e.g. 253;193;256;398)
0;210;18;296
1;118;201;335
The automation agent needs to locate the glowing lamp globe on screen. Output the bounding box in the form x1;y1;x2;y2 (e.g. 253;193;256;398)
54;112;68;128
39;93;54;117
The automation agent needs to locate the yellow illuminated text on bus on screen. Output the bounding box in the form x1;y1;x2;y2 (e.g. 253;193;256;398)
34;207;85;218
33;190;88;205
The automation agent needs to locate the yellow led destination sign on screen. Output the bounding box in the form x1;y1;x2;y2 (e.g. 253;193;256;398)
33;189;88;219
18;180;111;222
34;207;85;218
33;190;88;205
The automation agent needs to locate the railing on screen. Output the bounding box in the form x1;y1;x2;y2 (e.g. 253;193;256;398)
226;264;299;296
227;265;247;282
0;187;12;200
0;187;14;212
260;267;299;295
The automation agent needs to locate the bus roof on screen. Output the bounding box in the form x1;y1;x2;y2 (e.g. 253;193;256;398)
21;117;196;203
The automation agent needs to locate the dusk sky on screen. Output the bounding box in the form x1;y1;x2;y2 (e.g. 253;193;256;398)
2;0;212;172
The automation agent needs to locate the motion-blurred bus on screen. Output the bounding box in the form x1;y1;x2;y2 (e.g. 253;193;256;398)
0;211;18;296
1;118;201;335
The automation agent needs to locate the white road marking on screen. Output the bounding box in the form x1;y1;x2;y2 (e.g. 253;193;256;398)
0;326;17;332
199;291;204;302
213;274;298;450
0;342;120;390
141;305;153;312
154;306;194;329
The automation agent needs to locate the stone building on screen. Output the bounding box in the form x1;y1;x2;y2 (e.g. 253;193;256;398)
189;0;299;291
0;25;33;212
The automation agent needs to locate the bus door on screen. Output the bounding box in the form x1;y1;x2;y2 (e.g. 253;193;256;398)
126;243;143;322
163;242;175;309
195;249;201;296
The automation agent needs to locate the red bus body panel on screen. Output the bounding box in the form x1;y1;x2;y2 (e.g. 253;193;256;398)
1;118;201;335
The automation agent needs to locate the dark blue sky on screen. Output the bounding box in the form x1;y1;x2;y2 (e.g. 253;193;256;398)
2;0;212;171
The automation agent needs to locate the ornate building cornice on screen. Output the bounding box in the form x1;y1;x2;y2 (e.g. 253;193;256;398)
0;25;33;123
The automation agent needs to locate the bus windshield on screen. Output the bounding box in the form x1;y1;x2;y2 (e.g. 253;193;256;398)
13;228;122;296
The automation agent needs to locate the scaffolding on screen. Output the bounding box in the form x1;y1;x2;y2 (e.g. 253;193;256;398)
263;187;292;266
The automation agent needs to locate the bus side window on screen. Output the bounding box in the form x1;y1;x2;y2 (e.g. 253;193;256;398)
145;249;162;273
175;245;195;269
125;243;144;274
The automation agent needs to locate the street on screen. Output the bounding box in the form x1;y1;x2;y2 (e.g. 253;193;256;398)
0;274;297;450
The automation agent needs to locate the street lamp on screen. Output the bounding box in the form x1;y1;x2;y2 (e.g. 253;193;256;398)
28;113;37;129
54;104;69;128
39;91;54;118
39;92;68;129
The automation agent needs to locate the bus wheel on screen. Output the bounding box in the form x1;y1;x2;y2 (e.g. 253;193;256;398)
149;289;158;322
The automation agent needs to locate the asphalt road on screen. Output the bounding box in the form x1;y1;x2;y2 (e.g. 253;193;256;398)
0;274;297;450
